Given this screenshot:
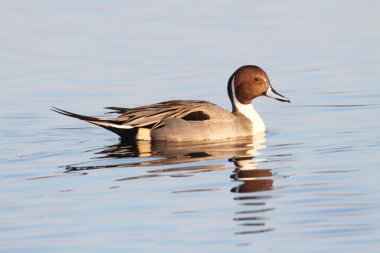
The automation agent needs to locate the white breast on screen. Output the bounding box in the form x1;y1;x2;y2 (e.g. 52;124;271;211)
235;102;266;134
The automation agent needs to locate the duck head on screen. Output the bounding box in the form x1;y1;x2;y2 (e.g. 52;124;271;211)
228;65;290;111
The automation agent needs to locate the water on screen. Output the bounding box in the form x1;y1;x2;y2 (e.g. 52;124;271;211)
1;1;380;252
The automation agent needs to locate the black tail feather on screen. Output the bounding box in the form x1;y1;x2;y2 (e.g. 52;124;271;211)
51;107;105;122
51;106;138;139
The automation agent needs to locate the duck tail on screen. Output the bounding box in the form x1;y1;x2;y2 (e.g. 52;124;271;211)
51;107;137;138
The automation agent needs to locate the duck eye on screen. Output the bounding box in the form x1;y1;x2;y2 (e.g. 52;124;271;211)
254;77;260;82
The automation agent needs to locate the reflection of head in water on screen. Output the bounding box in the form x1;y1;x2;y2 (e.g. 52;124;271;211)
231;165;273;193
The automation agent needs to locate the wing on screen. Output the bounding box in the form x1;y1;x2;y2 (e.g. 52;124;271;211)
52;100;214;138
105;100;212;129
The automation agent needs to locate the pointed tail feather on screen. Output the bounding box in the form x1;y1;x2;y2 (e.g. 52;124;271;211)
51;107;107;122
52;107;136;138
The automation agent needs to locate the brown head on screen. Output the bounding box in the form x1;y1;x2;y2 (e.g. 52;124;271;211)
227;65;290;112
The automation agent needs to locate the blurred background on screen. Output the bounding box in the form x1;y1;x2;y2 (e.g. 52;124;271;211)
1;1;379;252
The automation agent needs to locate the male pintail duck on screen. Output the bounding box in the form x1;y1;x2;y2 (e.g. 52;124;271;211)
53;65;290;141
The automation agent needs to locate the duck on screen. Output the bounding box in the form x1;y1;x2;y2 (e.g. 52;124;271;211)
52;65;290;141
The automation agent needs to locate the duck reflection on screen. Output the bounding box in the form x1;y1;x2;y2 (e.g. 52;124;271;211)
228;134;275;235
65;133;275;235
65;136;263;173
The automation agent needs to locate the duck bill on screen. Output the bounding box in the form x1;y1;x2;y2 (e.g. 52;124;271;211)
265;85;290;103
